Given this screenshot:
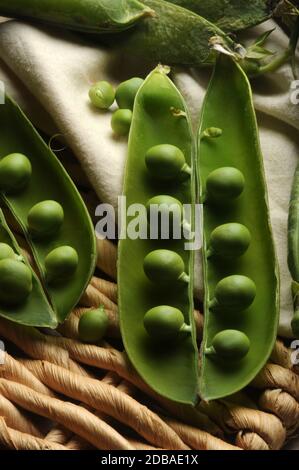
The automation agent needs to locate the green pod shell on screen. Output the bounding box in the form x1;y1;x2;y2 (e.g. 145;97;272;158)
0;95;96;324
198;57;279;400
115;77;144;110
209;223;251;258
0;0;152;33
0;153;32;193
118;66;198;404
0;209;56;327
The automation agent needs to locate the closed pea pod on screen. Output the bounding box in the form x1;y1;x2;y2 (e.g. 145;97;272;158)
197;56;279;400
118;66;198;404
0;95;96;324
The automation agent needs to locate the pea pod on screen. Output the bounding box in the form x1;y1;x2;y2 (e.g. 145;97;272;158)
0;209;56;327
288;161;299;337
165;0;279;32
197;56;279;401
0;0;153;33
118;66;198;405
0;95;96;323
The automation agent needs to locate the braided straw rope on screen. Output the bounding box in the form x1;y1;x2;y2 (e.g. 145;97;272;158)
0;235;298;449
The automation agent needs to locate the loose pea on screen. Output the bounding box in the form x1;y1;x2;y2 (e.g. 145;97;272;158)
211;275;256;311
209;223;251;258
0;153;32;193
209;329;250;360
45;246;78;284
28;200;64;239
111;109;132;136
78;306;109;343
143;249;189;283
206;167;245;203
144;305;189;341
89;81;115;109
0;259;32;306
115;77;144;110
145;144;191;181
0;243;16;261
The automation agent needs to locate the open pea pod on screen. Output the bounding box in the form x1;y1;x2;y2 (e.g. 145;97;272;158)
118;66;199;405
197;56;279;401
0;95;96;324
0;0;153;33
0;209;56;328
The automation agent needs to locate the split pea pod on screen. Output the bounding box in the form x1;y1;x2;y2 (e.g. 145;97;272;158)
118;66;199;405
0;95;96;324
0;0;153;33
288;161;299;337
0;209;56;327
197;56;279;401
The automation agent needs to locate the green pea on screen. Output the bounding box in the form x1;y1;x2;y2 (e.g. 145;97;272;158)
28;200;64;239
211;275;256;311
0;259;32;306
89;81;115;109
209;329;250;360
146;195;183;221
209;223;251;258
144;305;189;340
143;249;189;283
111;109;132;136
0;243;16;261
115;77;144;110
45;246;79;284
142;69;179;116
78;306;109;343
145;144;191;181
0;153;32;193
291;310;299;338
206;167;245;203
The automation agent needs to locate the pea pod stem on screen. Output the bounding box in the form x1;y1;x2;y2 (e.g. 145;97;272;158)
178;272;190;284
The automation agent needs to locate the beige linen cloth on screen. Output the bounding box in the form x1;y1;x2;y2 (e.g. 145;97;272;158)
0;19;298;337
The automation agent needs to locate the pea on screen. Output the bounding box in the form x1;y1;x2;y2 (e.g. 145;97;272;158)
145;144;191;181
0;243;16;261
78;306;109;343
0;153;32;193
45;246;79;284
142;68;179;116
89;81;115;109
28;200;64;239
209;223;251;258
209;329;250;360
115;77;144;110
0;258;32;306
144;305;189;341
206;167;245;203
146;195;183;222
143;249;189;283
111;109;133;136
211;275;256;311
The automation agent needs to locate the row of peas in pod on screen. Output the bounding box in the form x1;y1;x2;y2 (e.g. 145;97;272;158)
0;95;96;327
89;77;144;136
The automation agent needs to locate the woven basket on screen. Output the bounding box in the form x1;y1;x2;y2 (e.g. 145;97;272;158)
0;156;298;451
